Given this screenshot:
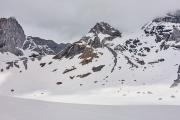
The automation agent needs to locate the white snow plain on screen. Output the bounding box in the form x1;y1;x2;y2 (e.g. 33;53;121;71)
0;95;180;120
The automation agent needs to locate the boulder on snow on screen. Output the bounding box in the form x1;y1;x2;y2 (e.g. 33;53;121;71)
92;65;105;72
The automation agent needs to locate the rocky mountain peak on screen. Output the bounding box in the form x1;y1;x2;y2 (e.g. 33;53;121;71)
77;22;122;49
0;17;26;56
54;22;121;61
89;22;121;37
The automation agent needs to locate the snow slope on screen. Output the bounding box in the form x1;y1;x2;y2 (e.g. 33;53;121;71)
0;30;180;105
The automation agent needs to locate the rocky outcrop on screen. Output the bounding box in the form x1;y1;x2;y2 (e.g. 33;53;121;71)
53;42;85;59
0;17;26;56
143;10;180;51
86;36;102;48
124;56;138;68
77;72;91;78
92;65;105;72
63;66;77;74
143;11;180;37
79;47;98;65
87;22;121;48
148;58;165;65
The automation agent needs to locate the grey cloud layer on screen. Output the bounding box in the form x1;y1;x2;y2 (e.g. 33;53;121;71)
0;0;180;42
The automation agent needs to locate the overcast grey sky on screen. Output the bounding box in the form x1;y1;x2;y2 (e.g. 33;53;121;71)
0;0;180;43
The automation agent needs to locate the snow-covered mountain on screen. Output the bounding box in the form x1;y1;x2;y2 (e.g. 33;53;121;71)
0;10;180;105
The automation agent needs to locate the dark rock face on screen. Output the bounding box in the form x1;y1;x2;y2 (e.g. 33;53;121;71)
87;36;102;48
0;17;26;56
23;36;70;55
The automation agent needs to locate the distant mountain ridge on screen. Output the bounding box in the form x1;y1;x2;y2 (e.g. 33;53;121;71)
0;17;69;56
23;36;70;55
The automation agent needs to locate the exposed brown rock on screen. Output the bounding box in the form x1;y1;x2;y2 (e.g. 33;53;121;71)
79;47;98;65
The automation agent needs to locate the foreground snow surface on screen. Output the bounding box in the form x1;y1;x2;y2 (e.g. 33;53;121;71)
17;85;180;105
0;95;180;120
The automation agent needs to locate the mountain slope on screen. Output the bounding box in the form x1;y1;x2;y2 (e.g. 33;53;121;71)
0;11;180;104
